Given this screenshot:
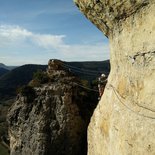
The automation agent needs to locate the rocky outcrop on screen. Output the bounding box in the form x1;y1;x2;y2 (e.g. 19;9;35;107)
74;0;155;155
7;59;97;155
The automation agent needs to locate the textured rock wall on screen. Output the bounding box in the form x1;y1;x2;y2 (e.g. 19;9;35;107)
74;0;155;155
7;60;91;155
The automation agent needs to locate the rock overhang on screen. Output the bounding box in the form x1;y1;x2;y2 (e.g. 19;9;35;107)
74;0;155;155
74;0;150;37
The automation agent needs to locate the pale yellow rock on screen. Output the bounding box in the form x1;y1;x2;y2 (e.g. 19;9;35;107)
74;0;155;155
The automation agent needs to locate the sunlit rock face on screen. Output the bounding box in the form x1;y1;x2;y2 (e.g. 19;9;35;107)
74;0;155;155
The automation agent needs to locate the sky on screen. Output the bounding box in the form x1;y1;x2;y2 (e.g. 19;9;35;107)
0;0;109;65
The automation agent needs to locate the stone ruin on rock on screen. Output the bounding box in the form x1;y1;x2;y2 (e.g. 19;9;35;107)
74;0;155;155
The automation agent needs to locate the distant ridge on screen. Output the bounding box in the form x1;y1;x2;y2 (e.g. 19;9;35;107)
0;63;17;70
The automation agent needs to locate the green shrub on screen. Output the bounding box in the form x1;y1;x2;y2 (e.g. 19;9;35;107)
29;79;41;87
0;116;5;123
0;126;6;136
80;80;89;87
33;70;49;84
0;144;9;155
91;79;98;86
17;85;36;102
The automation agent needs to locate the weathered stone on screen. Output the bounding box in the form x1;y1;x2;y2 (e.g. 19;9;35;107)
74;0;155;155
7;60;96;155
74;0;150;37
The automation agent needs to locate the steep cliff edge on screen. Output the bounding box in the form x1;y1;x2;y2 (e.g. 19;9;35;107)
74;0;155;155
7;60;99;155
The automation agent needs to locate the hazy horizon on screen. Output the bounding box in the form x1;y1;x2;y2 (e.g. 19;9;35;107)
0;0;109;66
1;59;110;67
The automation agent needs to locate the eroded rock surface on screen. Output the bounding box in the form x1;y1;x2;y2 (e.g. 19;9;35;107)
74;0;155;155
7;60;97;155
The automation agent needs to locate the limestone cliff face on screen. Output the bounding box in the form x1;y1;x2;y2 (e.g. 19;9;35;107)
7;60;96;155
74;0;155;155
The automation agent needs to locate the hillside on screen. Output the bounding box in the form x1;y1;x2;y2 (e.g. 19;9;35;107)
0;63;17;70
0;63;7;69
66;60;110;81
0;64;47;100
66;60;109;74
0;68;9;77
